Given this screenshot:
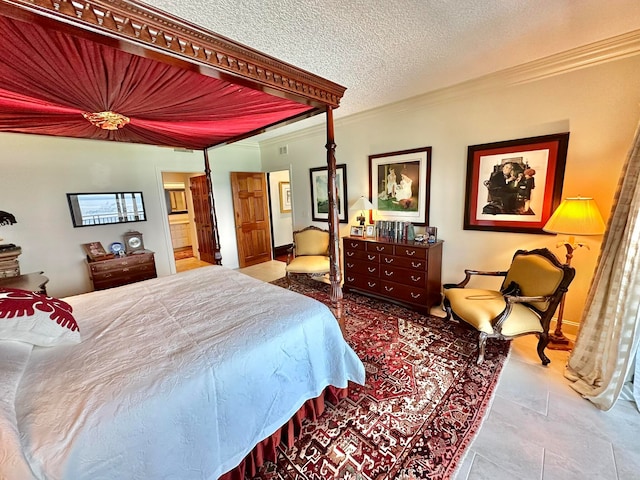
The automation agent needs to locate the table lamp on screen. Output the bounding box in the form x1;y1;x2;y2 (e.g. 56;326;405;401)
350;196;374;226
542;196;605;350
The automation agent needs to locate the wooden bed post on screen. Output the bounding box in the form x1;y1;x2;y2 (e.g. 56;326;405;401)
325;107;345;332
203;149;223;265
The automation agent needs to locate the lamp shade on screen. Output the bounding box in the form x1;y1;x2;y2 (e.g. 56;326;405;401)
350;196;374;211
0;211;17;226
543;197;605;235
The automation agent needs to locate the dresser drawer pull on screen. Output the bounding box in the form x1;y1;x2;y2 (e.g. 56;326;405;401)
347;251;355;257
411;275;421;282
385;271;394;276
368;267;376;273
368;281;377;288
406;250;416;256
368;255;376;260
122;268;129;272
347;276;355;282
410;292;422;299
347;262;354;268
384;286;394;292
376;246;385;251
384;258;394;263
350;242;359;248
411;261;423;268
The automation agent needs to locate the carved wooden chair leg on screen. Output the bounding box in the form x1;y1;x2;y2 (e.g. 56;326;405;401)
477;333;488;365
442;297;453;321
286;272;292;289
536;332;551;365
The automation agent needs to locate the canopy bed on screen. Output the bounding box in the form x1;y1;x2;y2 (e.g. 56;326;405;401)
0;0;345;310
0;0;356;478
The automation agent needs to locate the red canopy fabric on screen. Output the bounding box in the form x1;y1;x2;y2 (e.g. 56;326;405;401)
0;15;314;149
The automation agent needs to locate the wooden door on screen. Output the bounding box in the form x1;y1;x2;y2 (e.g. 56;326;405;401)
231;172;272;267
190;175;216;264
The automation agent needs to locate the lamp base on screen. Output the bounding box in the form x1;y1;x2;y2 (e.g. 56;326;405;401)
547;332;573;351
356;215;365;226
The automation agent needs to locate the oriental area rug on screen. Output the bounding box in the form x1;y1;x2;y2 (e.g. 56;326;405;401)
256;277;510;480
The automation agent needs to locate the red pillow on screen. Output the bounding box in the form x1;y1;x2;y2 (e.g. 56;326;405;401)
0;288;80;346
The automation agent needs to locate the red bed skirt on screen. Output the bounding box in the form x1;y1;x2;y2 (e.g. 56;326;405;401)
219;385;348;480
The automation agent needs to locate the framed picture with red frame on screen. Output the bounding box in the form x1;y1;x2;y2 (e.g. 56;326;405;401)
464;133;569;234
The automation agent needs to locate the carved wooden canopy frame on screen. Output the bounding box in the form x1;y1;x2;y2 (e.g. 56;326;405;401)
0;0;345;322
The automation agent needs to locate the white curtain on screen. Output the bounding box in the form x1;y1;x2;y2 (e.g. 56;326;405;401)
565;119;640;412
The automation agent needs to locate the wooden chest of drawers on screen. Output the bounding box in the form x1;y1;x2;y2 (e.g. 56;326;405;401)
87;251;157;291
343;237;443;314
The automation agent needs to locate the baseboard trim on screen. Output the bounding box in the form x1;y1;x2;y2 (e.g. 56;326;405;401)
273;244;292;259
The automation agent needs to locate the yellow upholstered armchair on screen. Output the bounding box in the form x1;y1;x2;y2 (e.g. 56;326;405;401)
285;226;331;288
443;248;575;365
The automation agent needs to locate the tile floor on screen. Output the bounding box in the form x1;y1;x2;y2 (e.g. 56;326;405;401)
190;259;640;480
452;334;640;480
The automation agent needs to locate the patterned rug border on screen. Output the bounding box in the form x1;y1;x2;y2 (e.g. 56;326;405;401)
261;276;510;479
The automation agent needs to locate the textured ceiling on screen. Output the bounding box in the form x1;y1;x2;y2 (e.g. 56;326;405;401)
146;0;640;138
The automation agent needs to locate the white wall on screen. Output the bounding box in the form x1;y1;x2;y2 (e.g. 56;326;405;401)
268;169;293;248
260;53;640;333
0;134;259;296
207;142;262;269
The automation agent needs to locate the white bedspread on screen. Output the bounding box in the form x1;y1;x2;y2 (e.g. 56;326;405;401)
5;266;364;480
0;340;36;480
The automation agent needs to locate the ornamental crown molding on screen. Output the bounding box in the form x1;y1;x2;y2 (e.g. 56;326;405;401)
259;29;640;145
2;0;346;108
391;28;640;113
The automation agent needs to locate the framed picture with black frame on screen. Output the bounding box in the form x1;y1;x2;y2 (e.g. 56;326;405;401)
464;133;569;234
369;147;431;226
310;164;348;223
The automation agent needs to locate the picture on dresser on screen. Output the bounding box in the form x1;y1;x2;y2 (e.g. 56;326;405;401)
310;164;348;223
426;226;438;243
350;225;364;237
369;147;431;225
82;242;112;261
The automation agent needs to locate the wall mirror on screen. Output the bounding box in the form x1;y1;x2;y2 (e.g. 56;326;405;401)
165;189;188;214
67;192;147;227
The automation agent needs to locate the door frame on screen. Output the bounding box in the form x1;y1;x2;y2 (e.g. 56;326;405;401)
157;168;203;274
266;167;294;260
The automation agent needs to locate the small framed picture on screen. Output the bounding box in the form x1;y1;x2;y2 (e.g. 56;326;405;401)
350;225;364;237
278;181;291;213
82;242;112;261
426;226;438;243
365;225;375;237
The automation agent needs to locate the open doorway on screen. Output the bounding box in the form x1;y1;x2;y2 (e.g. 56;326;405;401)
267;169;293;263
161;171;213;273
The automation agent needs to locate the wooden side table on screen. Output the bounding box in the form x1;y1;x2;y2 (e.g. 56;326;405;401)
0;271;49;294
